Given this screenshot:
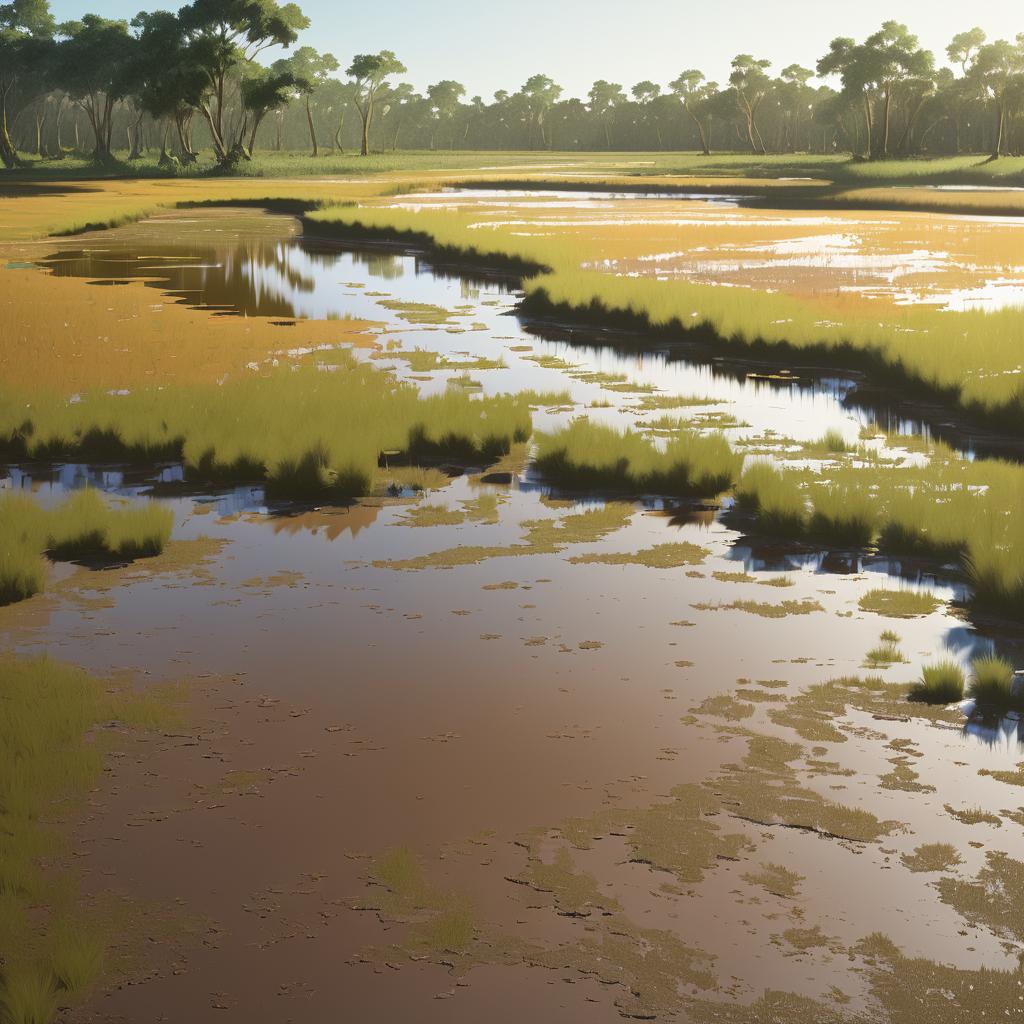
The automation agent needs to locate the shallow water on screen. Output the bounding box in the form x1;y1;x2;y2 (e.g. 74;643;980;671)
5;206;1024;1022
27;208;954;453
388;188;1024;312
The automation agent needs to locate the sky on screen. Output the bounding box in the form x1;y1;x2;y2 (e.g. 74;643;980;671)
50;0;1024;98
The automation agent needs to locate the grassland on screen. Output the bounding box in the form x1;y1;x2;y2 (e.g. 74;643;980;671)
304;201;1024;429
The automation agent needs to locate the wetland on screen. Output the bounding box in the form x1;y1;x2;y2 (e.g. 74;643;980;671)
5;175;1024;1023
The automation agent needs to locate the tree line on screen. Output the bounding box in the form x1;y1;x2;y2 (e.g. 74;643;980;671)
2;0;1024;169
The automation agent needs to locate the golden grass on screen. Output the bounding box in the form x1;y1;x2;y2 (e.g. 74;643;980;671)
309;199;1024;425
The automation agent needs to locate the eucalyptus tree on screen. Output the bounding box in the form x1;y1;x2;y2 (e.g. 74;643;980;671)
776;65;814;151
313;76;356;150
0;0;55;166
669;69;716;154
241;62;295;153
729;54;771;152
53;14;135;162
130;10;206;161
278;45;337;155
817;37;877;156
518;74;561;149
426;78;464;148
818;23;934;158
948;27;986;74
347;49;405;155
587;79;625;148
969;36;1024;157
178;0;308;163
631;80;661;146
864;22;934;157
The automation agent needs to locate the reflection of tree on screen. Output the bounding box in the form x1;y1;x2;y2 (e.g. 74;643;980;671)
352;250;405;280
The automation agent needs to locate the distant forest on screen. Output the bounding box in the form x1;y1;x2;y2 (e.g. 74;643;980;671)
2;0;1024;166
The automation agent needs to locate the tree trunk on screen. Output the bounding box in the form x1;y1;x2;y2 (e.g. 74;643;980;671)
992;102;1005;159
862;91;873;159
248;112;266;156
306;94;318;156
881;88;892;158
334;108;345;152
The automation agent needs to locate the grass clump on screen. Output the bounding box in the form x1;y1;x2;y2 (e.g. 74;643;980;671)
534;420;740;497
909;661;965;705
46;489;173;562
734;463;806;536
859;588;941;618
0;490;172;609
2;355;536;502
967;655;1020;711
807;481;878;548
864;636;907;668
0;494;48;606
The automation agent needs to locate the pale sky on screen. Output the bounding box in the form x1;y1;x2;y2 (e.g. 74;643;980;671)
52;0;1024;98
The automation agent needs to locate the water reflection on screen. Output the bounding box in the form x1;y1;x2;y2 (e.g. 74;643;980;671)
963;710;1024;750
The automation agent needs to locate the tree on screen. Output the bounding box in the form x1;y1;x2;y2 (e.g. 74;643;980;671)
587;79;625;148
519;74;561;149
669;70;716;154
426;79;464;149
347;50;405;156
130;10;205;162
280;46;337;155
242;63;295;153
969;37;1024;158
947;28;986;74
864;22;934;157
53;14;135;163
729;54;771;152
0;0;55;166
777;65;815;151
179;0;308;163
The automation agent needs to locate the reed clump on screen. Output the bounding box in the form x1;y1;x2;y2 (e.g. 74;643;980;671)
909;660;965;704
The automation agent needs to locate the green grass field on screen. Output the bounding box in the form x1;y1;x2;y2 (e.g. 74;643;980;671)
5;150;1024;188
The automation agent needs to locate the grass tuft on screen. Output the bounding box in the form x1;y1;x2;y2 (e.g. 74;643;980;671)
909;660;965;704
967;655;1020;710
